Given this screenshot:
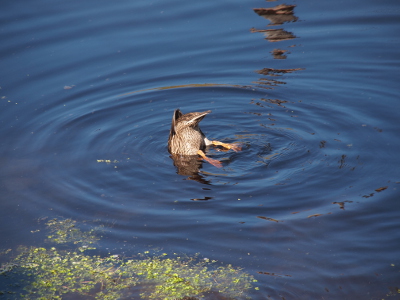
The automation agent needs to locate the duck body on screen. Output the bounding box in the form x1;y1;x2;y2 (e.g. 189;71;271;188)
168;109;211;155
168;108;241;168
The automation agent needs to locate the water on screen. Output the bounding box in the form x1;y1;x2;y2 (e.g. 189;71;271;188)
1;0;400;299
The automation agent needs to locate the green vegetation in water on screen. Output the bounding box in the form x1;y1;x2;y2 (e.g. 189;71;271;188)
0;219;257;299
45;218;100;251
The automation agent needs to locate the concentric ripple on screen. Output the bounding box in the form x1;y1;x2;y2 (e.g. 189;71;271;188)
4;80;370;219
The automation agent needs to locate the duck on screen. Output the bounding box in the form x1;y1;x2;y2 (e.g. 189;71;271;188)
168;109;240;167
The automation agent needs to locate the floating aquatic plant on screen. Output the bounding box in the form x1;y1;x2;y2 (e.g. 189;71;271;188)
45;218;100;251
0;219;257;299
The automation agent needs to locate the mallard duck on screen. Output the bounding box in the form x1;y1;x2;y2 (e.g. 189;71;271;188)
168;109;240;167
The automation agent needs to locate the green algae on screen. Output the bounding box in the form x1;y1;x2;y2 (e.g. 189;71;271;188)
0;219;257;299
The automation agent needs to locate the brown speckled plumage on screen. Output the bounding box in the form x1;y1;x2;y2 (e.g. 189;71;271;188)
168;109;211;155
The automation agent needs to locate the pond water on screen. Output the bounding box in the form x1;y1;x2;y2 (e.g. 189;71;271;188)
1;0;400;299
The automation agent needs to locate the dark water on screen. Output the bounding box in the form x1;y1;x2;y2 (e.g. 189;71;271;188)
1;0;400;299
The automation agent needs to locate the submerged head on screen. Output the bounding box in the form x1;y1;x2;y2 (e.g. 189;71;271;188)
168;109;211;155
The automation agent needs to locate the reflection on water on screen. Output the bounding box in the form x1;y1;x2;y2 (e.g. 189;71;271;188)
250;98;289;109
257;68;304;76
251;3;303;91
170;153;211;185
253;4;298;25
251;3;298;44
253;67;304;88
250;27;296;42
271;48;288;59
119;83;252;97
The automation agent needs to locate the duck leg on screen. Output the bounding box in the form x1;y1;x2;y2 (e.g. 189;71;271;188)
211;140;242;152
197;150;223;168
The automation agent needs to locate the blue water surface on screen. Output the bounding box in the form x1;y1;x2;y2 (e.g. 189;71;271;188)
1;0;400;299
